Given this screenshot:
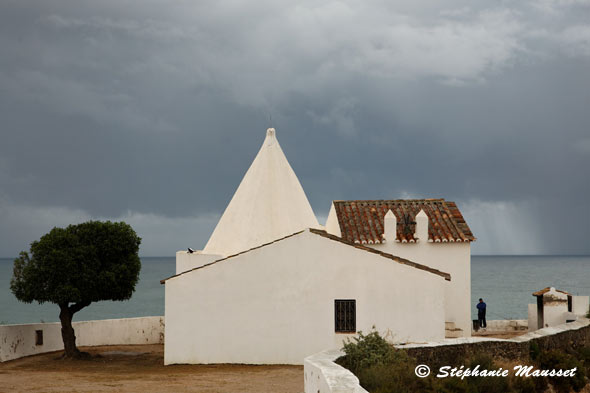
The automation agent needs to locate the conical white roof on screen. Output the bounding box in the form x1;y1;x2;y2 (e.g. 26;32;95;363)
203;128;319;256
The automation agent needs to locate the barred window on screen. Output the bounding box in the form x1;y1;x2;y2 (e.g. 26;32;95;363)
335;299;356;333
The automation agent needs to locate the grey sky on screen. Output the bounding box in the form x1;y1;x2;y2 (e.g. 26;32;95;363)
1;0;589;256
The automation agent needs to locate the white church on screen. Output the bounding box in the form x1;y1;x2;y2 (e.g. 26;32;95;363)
161;128;475;365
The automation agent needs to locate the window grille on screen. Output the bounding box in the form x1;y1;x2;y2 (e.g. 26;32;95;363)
335;299;356;333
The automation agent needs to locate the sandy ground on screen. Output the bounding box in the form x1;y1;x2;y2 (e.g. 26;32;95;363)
0;344;303;393
472;330;528;339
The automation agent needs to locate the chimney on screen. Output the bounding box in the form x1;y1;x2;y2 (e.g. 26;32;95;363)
384;210;397;242
415;209;428;242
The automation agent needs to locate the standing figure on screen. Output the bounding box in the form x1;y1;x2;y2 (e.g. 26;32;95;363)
477;298;487;328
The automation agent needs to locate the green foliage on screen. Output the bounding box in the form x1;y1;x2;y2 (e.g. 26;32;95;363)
576;346;590;378
509;375;539;393
434;377;471;393
339;330;397;372
465;353;510;393
538;350;586;393
10;221;141;307
577;346;590;364
337;330;429;393
338;331;589;393
468;352;494;370
529;341;540;361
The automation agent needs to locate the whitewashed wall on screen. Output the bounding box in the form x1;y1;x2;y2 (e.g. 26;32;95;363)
541;289;569;328
304;349;368;393
164;230;447;365
176;251;223;274
369;240;471;337
0;316;164;362
528;295;589;331
484;319;528;332
528;304;538;331
573;296;590;316
325;203;472;338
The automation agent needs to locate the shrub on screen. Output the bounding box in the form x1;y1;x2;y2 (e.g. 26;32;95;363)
529;341;541;361
509;375;538;393
538;350;586;393
434;377;471;393
464;353;510;393
337;331;588;393
576;346;590;375
337;330;429;393
339;330;397;373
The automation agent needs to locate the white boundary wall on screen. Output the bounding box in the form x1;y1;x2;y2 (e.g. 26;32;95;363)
0;316;164;362
483;319;528;332
528;304;538;331
573;296;590;317
306;319;590;393
396;318;590;348
304;349;368;393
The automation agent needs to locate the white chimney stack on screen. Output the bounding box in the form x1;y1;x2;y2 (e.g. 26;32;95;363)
415;209;428;242
384;209;397;242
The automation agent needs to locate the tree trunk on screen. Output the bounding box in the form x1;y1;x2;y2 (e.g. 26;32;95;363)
59;303;80;358
58;301;90;358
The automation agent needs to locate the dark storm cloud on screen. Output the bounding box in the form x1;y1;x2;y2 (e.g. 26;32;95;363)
1;0;589;256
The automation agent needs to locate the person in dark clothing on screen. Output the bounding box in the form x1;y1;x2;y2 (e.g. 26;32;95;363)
477;298;487;328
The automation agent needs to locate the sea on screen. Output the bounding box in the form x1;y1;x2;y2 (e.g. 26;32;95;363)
1;256;589;325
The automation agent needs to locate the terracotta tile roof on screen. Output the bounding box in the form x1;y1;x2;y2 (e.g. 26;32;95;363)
332;199;475;244
161;229;451;283
532;287;571;297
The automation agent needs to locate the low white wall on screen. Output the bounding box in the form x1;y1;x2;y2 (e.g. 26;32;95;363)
482;319;527;332
308;324;582;393
573;296;590;316
396;318;590;349
304;349;368;393
0;316;164;362
528;304;538;332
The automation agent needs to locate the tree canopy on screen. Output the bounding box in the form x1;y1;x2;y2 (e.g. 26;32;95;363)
11;220;141;357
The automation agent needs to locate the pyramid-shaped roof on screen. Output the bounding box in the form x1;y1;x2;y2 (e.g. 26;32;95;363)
203;128;319;256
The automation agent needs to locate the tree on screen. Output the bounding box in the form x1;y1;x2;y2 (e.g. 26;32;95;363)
10;221;141;358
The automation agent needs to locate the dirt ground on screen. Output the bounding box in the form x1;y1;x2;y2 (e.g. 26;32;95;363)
472;330;528;339
0;344;303;393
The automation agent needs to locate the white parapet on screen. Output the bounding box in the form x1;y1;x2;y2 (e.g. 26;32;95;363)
528;304;538;332
395;318;590;348
304;349;368;393
572;296;590;317
383;209;397;242
0;316;164;362
415;209;428;242
483;319;528;332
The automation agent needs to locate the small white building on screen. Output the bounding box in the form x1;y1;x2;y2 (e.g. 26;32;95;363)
162;127;475;365
528;287;590;331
